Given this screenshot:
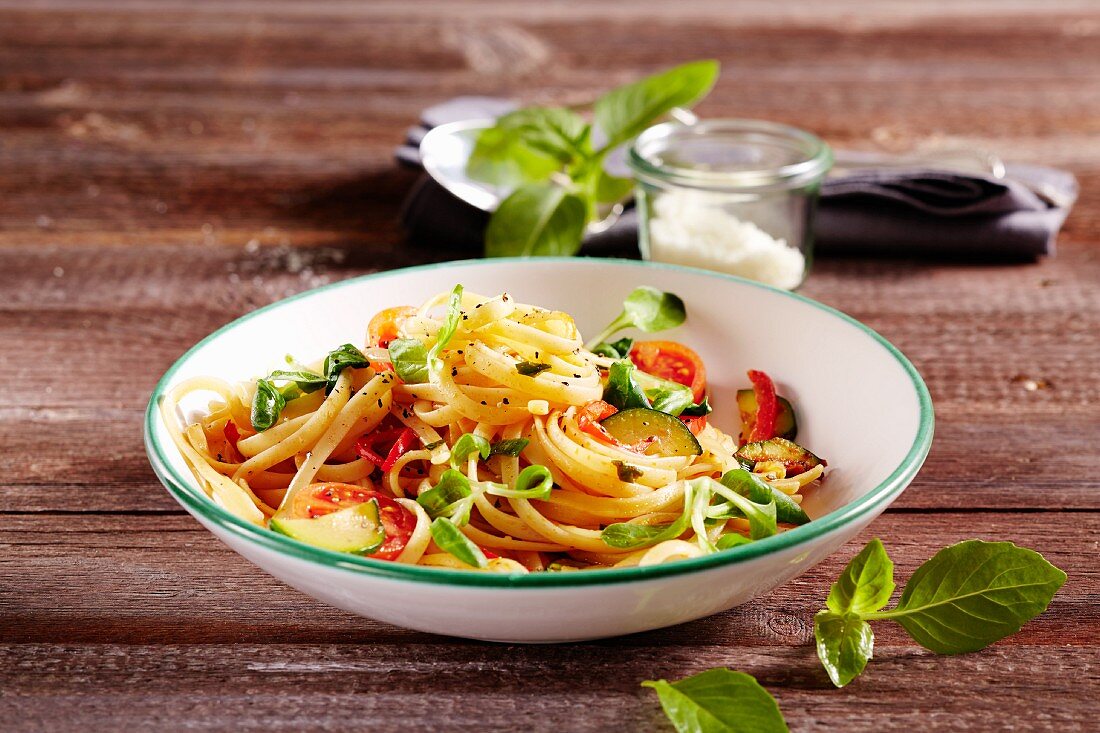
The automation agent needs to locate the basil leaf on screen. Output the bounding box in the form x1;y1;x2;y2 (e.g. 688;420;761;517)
388;338;429;384
416;469;473;520
595;60;720;150
680;396;712;418
323;343;370;393
585;286;686;348
642;668;788;733
826;538;895;615
716;533;752;550
450;433;491;469
871;540;1067;655
814;611;874;689
604;360;651;411
594;170;634;204
267;368;326;393
429;517;487;569
494;107;591;163
467;124;560;188
485;464;554;500
516;361;552;377
485;182;588;258
591;337;634;360
646;381;695;417
427;284;464;373
250;378;286;432
719;469;810;526
613;460;643;483
490;438;529;457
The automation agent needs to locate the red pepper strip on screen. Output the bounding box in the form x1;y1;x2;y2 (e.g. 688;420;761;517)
681;414;708;436
480;546;500;560
355;428;408;470
748;369;779;442
576;400;619;444
224;420;240;445
381;428;419;472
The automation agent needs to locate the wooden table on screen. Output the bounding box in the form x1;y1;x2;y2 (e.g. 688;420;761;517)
2;1;1097;730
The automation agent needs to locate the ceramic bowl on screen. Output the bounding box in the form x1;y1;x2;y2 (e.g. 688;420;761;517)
145;258;933;642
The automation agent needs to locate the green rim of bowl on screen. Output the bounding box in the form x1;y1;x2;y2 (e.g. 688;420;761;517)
145;257;934;588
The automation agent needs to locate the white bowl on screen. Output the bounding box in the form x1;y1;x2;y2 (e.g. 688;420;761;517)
145;258;933;642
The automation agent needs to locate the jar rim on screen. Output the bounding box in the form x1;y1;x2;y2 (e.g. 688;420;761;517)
628;119;833;193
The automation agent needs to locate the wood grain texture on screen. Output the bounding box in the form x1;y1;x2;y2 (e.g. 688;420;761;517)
1;1;1098;730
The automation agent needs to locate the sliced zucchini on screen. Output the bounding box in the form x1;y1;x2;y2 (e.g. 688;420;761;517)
600;407;702;457
735;437;825;476
737;389;797;442
270;499;385;554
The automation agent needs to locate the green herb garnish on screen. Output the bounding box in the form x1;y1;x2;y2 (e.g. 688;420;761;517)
489;438;529;457
815;539;1067;687
250;378;286;431
388;338;430;384
516;361;552;377
429;517;487;569
322;343;370;393
612;460;643;483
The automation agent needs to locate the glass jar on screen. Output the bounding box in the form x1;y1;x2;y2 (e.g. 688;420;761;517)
628;119;832;290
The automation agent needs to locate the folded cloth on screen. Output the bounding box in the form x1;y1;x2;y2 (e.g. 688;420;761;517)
398;97;1078;260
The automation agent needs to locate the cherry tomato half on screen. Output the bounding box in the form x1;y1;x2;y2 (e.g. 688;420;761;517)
367;306;417;349
629;340;707;403
283;482;415;561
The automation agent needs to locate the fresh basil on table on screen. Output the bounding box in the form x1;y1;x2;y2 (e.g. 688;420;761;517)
815;538;1066;687
469;60;719;258
643;668;789;733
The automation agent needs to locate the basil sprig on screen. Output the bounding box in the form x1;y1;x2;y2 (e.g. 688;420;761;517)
643;668;789;733
815;538;1067;687
387;284;464;383
250;344;371;431
429;517;487;569
470;61;719;258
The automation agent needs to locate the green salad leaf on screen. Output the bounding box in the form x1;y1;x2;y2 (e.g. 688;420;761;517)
814;538;1066;687
591;336;634;359
450;433;491;469
586;286;686;349
642;668;788;733
718;469;810;527
484;464;554;500
427;284;464;373
429;517;487;569
416;469;474;523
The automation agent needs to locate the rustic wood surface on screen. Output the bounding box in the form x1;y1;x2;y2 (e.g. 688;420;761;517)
2;1;1098;730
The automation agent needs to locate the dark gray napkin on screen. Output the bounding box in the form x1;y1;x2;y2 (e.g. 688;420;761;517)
397;97;1078;260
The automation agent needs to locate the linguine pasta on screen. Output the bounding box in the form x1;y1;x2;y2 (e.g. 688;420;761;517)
161;285;827;574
